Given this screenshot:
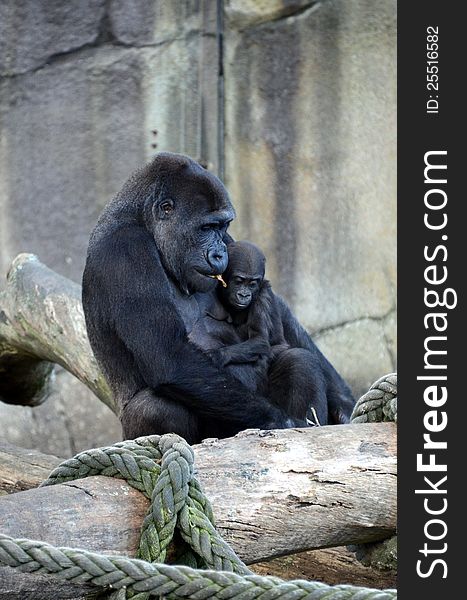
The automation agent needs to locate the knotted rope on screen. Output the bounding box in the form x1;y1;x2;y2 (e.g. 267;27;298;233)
0;431;396;599
41;434;249;576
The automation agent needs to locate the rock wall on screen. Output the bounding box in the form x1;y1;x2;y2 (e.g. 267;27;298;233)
0;0;396;455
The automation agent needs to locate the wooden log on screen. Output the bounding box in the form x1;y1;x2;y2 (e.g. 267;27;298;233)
0;253;113;409
195;424;397;558
0;424;397;554
0;423;396;597
0;437;397;588
253;547;396;589
0;441;59;496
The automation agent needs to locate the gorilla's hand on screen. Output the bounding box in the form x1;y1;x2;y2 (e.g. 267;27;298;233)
263;411;308;431
285;416;309;428
211;338;271;366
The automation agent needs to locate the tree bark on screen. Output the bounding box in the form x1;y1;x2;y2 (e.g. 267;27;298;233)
0;423;396;596
0;441;59;495
0;253;113;410
253;546;396;589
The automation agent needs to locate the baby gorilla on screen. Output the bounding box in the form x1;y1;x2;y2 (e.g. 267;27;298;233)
214;241;287;366
206;241;322;426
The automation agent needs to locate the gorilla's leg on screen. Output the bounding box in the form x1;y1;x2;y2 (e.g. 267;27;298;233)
120;389;200;444
225;362;264;392
267;348;328;425
326;384;355;424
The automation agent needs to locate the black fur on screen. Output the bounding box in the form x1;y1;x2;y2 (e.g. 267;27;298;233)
82;153;354;443
194;241;355;425
83;153;305;443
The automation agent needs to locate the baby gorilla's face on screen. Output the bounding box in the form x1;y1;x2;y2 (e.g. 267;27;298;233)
222;273;261;310
219;241;266;311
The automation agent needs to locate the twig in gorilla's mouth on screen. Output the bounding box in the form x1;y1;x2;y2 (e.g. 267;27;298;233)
209;274;227;287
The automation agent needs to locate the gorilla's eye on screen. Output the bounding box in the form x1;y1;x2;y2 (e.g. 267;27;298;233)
201;221;229;232
201;223;221;232
160;200;174;214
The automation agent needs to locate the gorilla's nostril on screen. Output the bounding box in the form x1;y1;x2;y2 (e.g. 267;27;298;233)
207;248;228;270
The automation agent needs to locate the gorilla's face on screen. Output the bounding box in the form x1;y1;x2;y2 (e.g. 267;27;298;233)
146;156;235;295
221;275;261;310
219;241;266;311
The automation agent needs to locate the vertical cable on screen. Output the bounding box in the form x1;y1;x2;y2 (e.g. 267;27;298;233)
196;0;204;165
216;0;225;181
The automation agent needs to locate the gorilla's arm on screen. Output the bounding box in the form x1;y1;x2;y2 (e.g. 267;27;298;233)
274;294;355;423
118;304;286;427
93;226;297;429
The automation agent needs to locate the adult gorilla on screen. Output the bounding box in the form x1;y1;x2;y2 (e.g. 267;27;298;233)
83;153;354;443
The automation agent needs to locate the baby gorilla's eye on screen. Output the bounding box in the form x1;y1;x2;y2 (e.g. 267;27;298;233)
160;200;174;214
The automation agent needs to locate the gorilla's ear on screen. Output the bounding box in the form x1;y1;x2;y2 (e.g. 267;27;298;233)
152;198;175;220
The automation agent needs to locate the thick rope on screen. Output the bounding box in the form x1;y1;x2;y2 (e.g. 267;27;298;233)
41;434;249;575
350;373;397;424
0;533;395;599
1;430;397;598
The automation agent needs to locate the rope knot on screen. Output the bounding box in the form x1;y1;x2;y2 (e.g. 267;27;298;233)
351;373;397;424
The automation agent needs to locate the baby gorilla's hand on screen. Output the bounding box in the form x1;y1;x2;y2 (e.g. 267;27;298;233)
210;338;271;366
245;338;271;360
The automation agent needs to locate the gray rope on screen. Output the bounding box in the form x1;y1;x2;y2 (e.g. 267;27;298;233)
0;533;395;600
350;373;397;424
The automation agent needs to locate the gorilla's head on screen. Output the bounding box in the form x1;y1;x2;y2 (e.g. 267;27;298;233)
132;153;235;295
219;241;266;311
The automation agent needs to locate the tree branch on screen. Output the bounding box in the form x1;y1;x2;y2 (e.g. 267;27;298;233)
0;254;113;410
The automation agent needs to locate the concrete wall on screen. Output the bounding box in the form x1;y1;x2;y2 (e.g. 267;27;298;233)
224;0;396;397
0;0;396;456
